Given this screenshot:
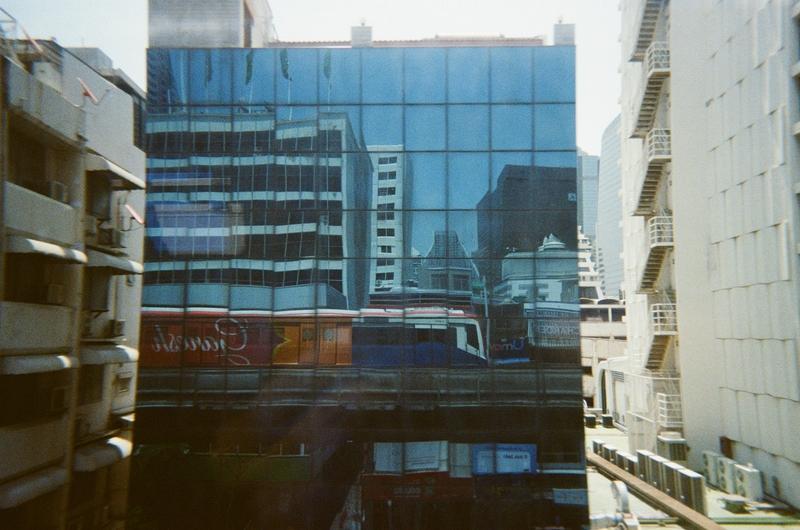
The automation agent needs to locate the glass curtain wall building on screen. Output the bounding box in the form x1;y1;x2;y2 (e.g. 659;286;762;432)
136;40;585;529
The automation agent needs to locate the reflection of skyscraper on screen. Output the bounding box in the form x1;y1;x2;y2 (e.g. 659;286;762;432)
477;164;577;284
367;145;412;294
419;230;479;294
144;110;371;310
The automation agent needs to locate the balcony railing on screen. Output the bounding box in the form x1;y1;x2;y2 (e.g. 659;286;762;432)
639;215;673;292
651;301;677;335
648;215;674;248
632;42;671;138
656;392;683;429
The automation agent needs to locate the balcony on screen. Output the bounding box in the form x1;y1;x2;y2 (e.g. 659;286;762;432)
5;60;85;147
656;392;683;429
634;129;671;215
630;0;664;62
639;215;674;292
632;42;670;139
0;301;72;351
4;181;79;246
645;301;677;370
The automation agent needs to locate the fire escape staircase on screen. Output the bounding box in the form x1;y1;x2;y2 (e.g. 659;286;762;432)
634;128;671;215
638;214;673;292
632;41;670;138
630;0;664;61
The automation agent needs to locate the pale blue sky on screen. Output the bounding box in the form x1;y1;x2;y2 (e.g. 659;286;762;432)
1;0;620;153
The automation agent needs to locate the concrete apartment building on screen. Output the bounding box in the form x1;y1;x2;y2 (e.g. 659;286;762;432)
620;0;800;507
0;19;145;528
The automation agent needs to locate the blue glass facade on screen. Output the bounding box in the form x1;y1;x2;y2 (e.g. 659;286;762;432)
136;43;585;528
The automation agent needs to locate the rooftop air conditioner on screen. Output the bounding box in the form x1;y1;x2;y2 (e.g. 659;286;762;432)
717;457;737;493
591;439;605;456
702;450;722;487
662;461;684;498
636;450;655;483
735;463;763;501
678;467;707;514
657;432;688;463
648;454;668;490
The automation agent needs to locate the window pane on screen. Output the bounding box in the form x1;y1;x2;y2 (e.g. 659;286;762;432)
405;106;445;150
404;48;446;103
448;153;489;209
406;153;445;209
189;49;232;104
492;105;533;150
276;49;318;104
534;104;576;150
318;48;360;104
491;48;533;103
447;48;489;103
363;106;403;146
448;105;489;151
232;49;275;105
362;48;403;103
534;46;575;102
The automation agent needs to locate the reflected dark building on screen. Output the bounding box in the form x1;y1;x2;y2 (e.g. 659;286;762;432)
134;12;586;529
477;164;578;285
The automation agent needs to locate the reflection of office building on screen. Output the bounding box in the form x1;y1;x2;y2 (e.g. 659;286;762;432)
367;145;411;294
477;164;577;284
493;235;578;305
144;111;371;310
0;40;145;528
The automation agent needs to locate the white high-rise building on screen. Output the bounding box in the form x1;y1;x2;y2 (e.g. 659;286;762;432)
596;115;624;298
620;0;800;506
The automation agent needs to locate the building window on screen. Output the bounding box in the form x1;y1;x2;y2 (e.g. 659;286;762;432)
379;245;393;253
378;156;398;165
378;171;397;180
376;272;395;281
377;187;396;196
377;203;395;210
453;275;470;291
431;274;448;290
377;259;395;267
377;212;395;221
377;228;395;237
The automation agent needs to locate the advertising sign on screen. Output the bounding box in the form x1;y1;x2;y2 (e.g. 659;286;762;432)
471;444;537;475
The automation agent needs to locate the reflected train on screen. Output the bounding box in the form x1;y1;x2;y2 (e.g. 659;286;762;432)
140;307;487;368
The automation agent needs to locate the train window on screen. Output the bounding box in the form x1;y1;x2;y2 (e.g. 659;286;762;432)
466;324;479;350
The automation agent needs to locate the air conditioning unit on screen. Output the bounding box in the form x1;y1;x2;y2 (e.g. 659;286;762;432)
45;283;65;305
657;432;688;463
49;386;69;413
717;457;737;493
735;464;763;501
47;180;68;203
602;444;617;463
614;450;628;469
662;461;684;498
109;319;126;338
636;450;655;483
648;454;668;490
703;450;722;486
591;439;605;456
99;228;125;248
678;467;707;514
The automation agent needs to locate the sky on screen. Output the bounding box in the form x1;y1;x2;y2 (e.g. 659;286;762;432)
1;0;620;154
